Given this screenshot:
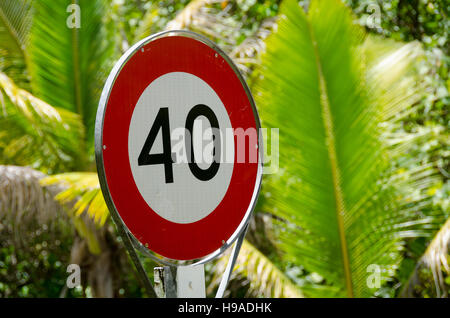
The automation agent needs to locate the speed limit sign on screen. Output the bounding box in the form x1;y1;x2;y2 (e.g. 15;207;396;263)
95;31;262;262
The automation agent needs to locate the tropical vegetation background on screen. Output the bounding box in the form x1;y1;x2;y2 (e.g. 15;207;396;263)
0;0;448;298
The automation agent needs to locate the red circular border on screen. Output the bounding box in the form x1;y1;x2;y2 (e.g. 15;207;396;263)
102;36;259;260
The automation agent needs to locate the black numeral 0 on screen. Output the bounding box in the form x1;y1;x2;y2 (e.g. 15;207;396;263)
185;104;220;182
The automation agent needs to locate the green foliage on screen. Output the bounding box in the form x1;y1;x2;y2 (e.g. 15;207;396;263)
134;0;280;76
0;0;286;298
233;240;303;297
401;217;450;297
0;0;447;298
209;240;303;297
41;172;109;226
0;221;78;297
347;0;448;49
345;0;448;204
255;0;443;297
345;0;449;297
0;0;33;86
0;72;85;173
27;0;115;156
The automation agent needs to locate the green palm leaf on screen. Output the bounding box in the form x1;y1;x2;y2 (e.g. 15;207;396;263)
27;0;115;154
0;165;102;256
0;0;31;52
256;0;440;297
0;0;33;85
0;165;63;226
401;217;450;297
209;240;303;298
0;72;84;173
40;172;108;226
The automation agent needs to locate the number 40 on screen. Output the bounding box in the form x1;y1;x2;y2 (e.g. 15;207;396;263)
138;105;221;184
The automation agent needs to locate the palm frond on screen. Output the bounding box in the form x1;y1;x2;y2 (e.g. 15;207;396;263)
401;217;450;297
256;0;440;297
0;72;85;173
134;0;215;41
229;17;277;77
136;0;276;70
0;0;32;85
0;0;31;50
0;165;101;254
362;36;424;123
27;0;115;152
209;240;303;298
0;165;62;226
132;3;161;42
35;170;107;254
164;0;216;31
40;172;109;226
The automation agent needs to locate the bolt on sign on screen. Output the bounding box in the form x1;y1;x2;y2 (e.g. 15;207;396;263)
95;31;262;263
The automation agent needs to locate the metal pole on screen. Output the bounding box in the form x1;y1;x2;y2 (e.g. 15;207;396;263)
215;224;248;298
154;266;177;298
154;265;206;298
110;210;157;298
122;232;158;298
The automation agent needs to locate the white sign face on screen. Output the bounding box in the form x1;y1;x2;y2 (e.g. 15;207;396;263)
128;72;234;224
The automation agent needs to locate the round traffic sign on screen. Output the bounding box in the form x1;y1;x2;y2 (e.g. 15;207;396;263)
95;31;262;262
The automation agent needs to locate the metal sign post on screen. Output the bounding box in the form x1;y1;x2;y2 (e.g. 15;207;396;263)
95;30;262;297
